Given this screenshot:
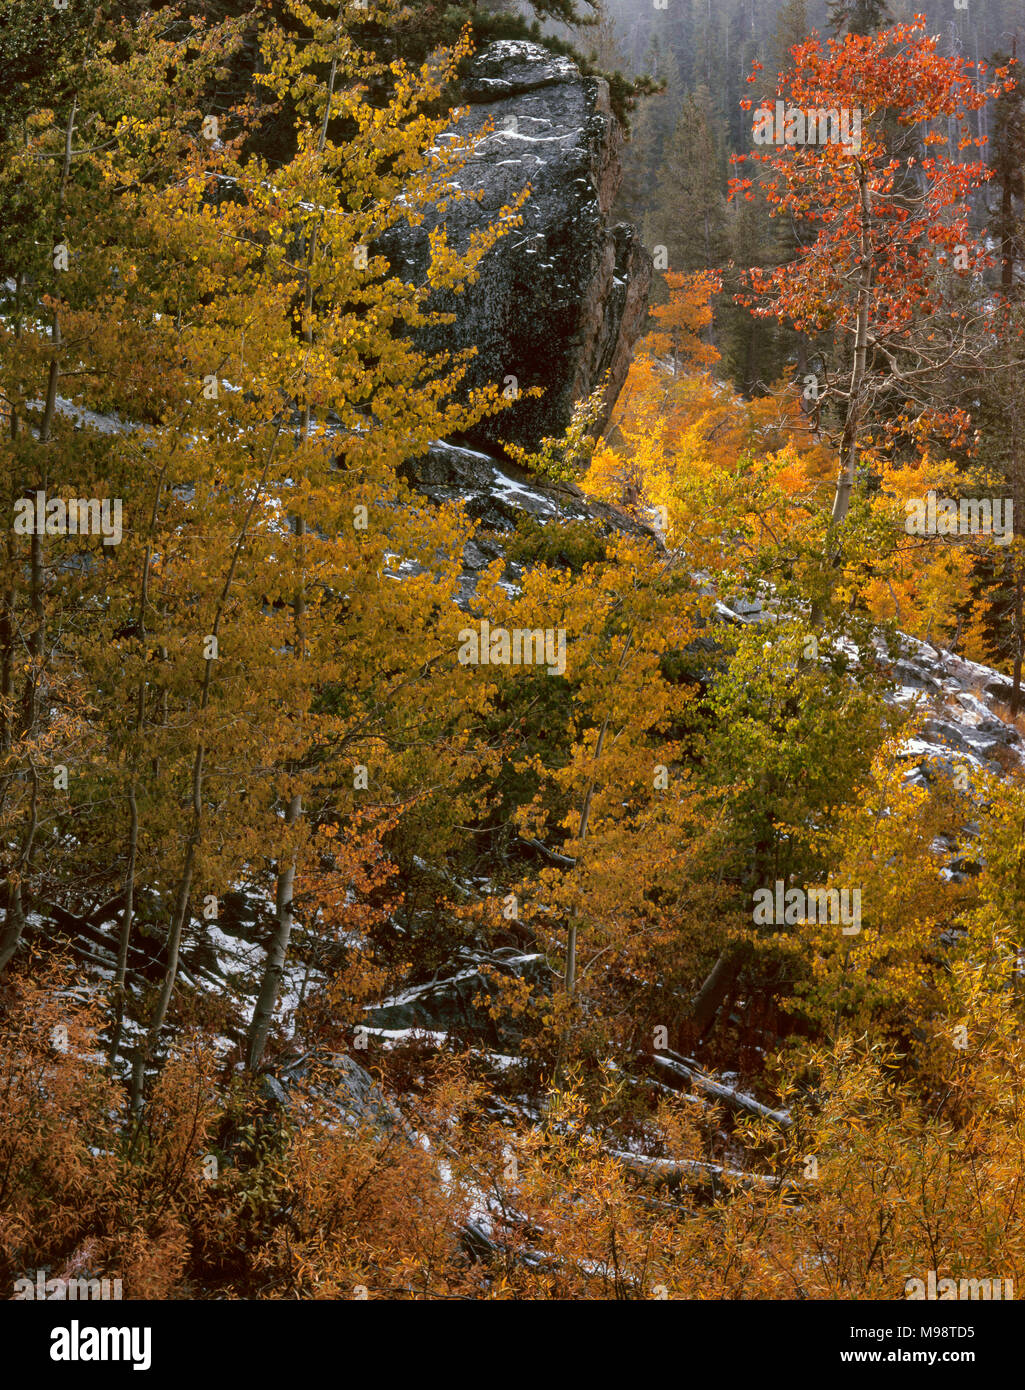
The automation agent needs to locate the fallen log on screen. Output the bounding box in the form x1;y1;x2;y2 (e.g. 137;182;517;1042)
609;1149;788;1191
654;1050;792;1128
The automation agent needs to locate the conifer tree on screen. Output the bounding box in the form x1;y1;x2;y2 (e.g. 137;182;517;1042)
647;86;728;274
828;0;891;36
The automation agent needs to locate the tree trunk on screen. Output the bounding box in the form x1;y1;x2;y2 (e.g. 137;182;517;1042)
131;422;285;1106
131;745;203;1112
247;791;302;1070
0;98;78;975
108;779;138;1068
564;671;624;998
111;462;169;1067
1012;554;1023;719
0;763;39;973
829;166;872;535
689;944;747;1038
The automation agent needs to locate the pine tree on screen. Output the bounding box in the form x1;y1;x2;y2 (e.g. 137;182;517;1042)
772;0;811;83
828;0;891;35
647;86;728;274
615;39;682;232
990;46;1025;295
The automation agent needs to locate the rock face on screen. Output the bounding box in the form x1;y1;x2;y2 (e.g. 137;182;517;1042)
274;1052;412;1138
363;948;552;1045
715;592;1025;783
383;40;652;454
400;438;657;606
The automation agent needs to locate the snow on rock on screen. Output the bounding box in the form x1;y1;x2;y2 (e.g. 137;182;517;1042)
880;634;1023;787
710;592;1024;789
364;948;552;1042
378;41;651;455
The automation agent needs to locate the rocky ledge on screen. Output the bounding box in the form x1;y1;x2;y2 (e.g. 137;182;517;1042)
382;40;652;454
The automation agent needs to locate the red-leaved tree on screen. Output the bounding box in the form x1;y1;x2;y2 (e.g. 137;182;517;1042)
729;16;1014;546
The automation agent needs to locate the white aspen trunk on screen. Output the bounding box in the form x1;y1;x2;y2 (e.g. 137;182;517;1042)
829;166;872;533
246;791;302;1071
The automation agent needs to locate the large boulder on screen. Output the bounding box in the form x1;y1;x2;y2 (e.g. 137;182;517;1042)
404;438;656;535
273;1051;412;1138
383;40;652;454
395;439;661;607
